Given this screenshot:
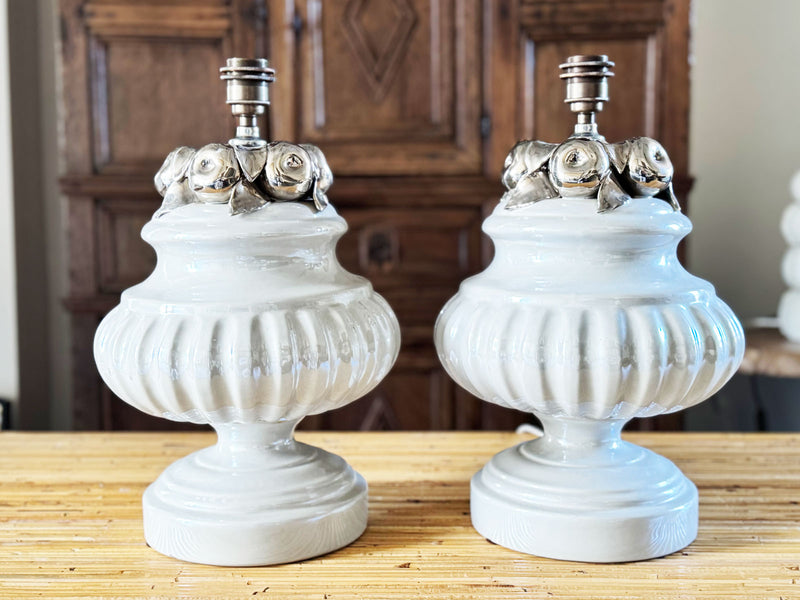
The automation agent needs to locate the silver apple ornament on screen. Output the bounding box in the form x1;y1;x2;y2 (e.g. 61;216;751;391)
548;138;609;197
189;143;241;203
263;142;314;201
610;136;680;210
500;141;559;209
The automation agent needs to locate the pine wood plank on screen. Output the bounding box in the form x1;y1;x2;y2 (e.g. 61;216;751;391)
0;432;798;599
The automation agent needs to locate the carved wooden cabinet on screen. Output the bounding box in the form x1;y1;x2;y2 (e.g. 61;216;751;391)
59;0;691;430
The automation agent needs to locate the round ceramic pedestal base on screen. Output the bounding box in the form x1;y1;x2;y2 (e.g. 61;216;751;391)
471;418;698;563
142;422;367;566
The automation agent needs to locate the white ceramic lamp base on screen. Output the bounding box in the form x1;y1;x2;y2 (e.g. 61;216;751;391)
471;417;698;563
142;421;367;566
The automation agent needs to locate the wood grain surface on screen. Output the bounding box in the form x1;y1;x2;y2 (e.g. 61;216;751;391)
740;327;800;378
0;431;798;599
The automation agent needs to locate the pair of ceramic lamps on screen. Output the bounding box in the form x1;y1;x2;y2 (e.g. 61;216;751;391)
93;56;744;566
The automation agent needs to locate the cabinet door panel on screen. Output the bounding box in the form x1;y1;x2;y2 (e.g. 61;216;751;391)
97;39;230;171
532;39;654;143
77;0;264;175
335;205;483;353
269;0;482;176
96;199;157;293
513;0;690;181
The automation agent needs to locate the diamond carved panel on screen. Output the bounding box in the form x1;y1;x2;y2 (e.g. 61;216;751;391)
342;0;417;101
275;0;482;175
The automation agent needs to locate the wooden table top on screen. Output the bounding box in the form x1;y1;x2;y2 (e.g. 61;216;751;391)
741;326;800;378
1;431;799;599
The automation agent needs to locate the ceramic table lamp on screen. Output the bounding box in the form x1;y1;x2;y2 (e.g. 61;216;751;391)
434;55;744;562
93;59;400;566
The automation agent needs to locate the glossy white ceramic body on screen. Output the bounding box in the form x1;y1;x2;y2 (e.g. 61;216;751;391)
94;202;400;565
779;172;800;341
435;196;744;562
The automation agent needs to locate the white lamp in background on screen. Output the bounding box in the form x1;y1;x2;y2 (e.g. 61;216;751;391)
93;59;400;566
778;171;800;341
434;55;744;562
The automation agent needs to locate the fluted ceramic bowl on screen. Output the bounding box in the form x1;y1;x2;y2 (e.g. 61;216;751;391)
94;201;400;566
436;197;743;420
435;195;744;562
95;203;398;424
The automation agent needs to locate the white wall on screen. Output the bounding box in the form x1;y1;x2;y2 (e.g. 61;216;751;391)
0;0;19;408
689;0;800;319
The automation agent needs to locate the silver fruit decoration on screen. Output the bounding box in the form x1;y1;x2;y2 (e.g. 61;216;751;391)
609;136;680;210
301;143;333;211
153;58;334;218
263;142;314;201
548;138;609;197
153;146;195;218
501;55;680;214
189;143;241;204
501;141;559;206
